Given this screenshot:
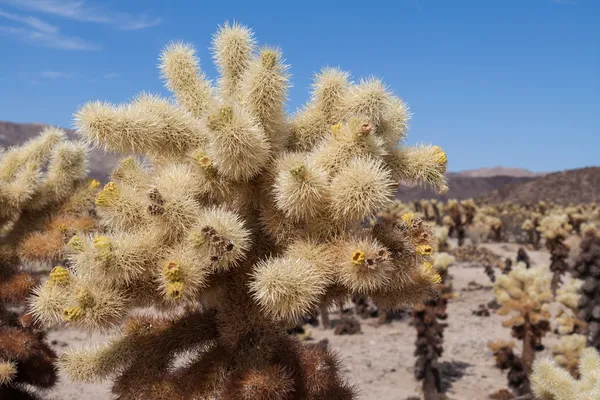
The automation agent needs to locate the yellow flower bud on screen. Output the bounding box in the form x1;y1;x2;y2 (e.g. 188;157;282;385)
93;236;111;252
49;266;70;285
163;261;182;282
166;281;184;300
63;307;84;322
76;288;96;308
330;122;343;136
88;179;101;189
95;181;120;206
68;235;85;252
351;250;366;265
401;212;414;225
416;244;433;256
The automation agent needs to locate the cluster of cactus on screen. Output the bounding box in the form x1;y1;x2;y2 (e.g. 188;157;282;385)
490;263;553;397
412;252;455;400
521;213;543;249
413;199;443;226
1;129;97;399
28;22;450;399
571;225;600;351
441;199;476;246
398;198;599;248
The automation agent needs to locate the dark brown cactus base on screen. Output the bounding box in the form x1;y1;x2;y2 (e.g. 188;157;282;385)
572;230;600;350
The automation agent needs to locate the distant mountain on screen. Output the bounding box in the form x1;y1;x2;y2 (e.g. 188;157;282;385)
396;175;537;202
453;167;546;178
478;167;600;205
0;121;118;182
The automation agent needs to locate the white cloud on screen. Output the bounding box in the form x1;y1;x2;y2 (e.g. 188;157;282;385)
0;0;161;30
41;70;71;78
103;72;119;79
0;25;100;50
0;8;57;32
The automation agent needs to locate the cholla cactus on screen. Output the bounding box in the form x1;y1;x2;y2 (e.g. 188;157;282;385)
572;226;600;351
487;339;531;397
531;347;600;400
521;217;542;249
431;225;449;253
1;129;94;399
412;252;455;400
538;214;572;295
30;22;448;399
552;334;587;379
445;199;467;246
555;279;586;336
494;263;553;372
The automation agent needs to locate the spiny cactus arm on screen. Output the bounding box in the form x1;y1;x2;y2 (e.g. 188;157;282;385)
30;266;127;332
75;94;206;158
0;327;58;390
0;127;64;182
61;311;218;384
204;103;271;181
552;334;586;378
24;141;89;210
159;42;214;118
240;46;290;150
386;143;449;194
531;347;600;399
212;21;256;99
0;271;37;304
311;67;351;125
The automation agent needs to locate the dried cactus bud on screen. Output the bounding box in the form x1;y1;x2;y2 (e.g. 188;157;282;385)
148;187;165;205
357;122;372;137
148;203;165;216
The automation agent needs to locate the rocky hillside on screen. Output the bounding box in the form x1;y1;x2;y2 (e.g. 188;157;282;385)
0;121;118;182
455;167;546;178
396;174;537;202
478;167;600;205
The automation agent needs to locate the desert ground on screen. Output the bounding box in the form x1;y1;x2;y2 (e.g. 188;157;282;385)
40;240;563;400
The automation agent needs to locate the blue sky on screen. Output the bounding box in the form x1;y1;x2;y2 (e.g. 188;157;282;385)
0;0;598;172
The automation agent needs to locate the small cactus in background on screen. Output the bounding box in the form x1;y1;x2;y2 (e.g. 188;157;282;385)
412;252;455;400
531;347;600;400
494;263;553;373
571;225;600;351
487;339;531;397
30;22;448;399
538;214;572;295
521;213;542;249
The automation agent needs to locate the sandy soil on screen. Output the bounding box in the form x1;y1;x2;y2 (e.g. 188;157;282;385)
43;242;562;400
